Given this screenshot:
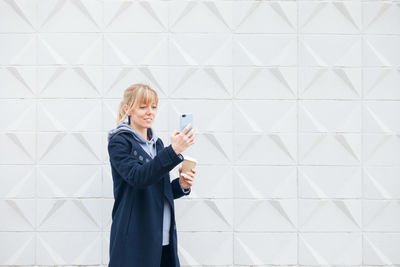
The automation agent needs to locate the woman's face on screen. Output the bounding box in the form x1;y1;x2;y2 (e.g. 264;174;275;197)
126;102;158;130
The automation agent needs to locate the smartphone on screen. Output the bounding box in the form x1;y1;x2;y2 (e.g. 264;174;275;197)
180;113;193;134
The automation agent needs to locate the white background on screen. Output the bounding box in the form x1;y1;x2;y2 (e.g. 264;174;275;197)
1;0;400;266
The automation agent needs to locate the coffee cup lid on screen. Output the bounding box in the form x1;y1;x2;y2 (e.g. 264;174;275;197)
183;155;197;163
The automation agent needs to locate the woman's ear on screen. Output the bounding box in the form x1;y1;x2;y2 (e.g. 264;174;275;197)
123;104;132;116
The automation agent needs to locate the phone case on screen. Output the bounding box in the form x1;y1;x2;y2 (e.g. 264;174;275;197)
180;113;193;133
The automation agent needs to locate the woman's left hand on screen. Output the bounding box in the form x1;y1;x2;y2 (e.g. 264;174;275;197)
179;167;196;190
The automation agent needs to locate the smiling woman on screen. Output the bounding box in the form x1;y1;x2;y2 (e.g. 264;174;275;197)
116;84;158;133
107;83;197;267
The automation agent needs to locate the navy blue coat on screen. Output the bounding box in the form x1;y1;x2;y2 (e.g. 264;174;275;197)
107;131;189;267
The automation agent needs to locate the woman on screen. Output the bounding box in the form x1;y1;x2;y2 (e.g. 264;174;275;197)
107;83;196;267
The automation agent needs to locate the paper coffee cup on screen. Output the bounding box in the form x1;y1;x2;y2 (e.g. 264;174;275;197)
181;155;197;174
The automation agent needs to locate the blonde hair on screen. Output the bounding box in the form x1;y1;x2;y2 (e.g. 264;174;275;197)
116;83;159;126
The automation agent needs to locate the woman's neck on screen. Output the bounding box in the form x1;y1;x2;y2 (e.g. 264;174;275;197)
130;123;149;140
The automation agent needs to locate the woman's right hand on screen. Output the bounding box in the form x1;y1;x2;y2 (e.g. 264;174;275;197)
170;123;196;155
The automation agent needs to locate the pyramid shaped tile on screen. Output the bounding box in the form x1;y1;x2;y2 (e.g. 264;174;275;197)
299;100;362;132
234;1;296;33
169;66;232;99
364;101;400;133
0;34;36;65
37;33;102;65
364;68;400;99
299;166;361;198
175;199;233;231
299;199;361;231
234;166;297;198
0;133;35;164
169;34;232;66
364;233;400;265
299;133;361;164
37;199;101;231
178;232;232;265
234;233;297;265
364;2;400;34
364;134;400;165
105;1;167;32
234;133;297;164
103;66;168;98
300;1;361;33
38;0;102;32
233;100;297;132
104;33;167;65
0;67;36;97
363;200;400;231
0;232;35;265
170;1;232;33
0;199;35;231
38;132;102;164
0;166;35;198
300;35;361;67
234;67;297;99
299;233;362;265
233;35;297;66
364;36;400;67
234;199;297;231
37;165;101;197
0;0;36;32
299;67;361;99
364;166;400;199
36;232;101;265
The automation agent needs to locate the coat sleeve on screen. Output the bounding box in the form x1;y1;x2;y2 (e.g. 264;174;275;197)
171;177;191;199
108;134;183;188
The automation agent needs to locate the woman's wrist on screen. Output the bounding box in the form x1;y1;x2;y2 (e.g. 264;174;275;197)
171;144;182;155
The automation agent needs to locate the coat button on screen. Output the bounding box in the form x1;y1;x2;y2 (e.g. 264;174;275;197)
145;158;150;163
139;155;143;161
134;150;137;156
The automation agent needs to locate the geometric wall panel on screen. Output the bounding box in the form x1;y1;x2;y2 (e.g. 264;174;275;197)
299;233;362;265
364;134;400;165
364;166;400;199
233;1;297;34
364;233;400;265
299;100;362;132
299;200;361;231
175;199;233;231
364;68;400;99
299;166;362;198
364;2;400;35
363;200;400;232
178;232;233;265
299;67;362;99
234;233;297;265
234;166;297;198
299;2;361;34
1;0;399;266
0;232;35;265
235;199;297;231
299;133;361;165
234;67;297;99
36;232;101;265
180;165;233;199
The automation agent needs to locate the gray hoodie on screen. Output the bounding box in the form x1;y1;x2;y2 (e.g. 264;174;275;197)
107;122;158;159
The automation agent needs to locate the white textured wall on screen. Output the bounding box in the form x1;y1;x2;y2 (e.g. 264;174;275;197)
1;0;400;266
